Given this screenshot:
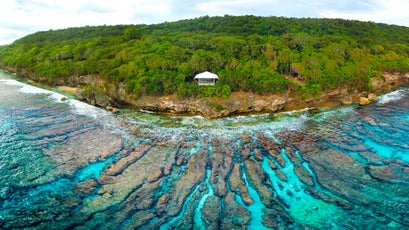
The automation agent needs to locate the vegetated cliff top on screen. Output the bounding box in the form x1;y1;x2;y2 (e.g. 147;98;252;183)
11;15;409;45
1;15;409;100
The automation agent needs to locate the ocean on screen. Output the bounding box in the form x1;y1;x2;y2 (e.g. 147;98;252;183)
1;69;408;229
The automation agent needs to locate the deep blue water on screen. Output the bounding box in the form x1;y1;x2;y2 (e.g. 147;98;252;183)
1;69;409;229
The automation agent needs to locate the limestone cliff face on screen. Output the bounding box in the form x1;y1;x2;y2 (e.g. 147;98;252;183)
4;66;409;118
371;72;409;91
74;72;409;118
132;93;289;119
68;75;290;118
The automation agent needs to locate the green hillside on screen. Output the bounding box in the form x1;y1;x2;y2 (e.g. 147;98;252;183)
1;15;408;99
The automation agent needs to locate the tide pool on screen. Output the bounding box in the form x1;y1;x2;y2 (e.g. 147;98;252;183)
365;138;409;162
261;150;344;227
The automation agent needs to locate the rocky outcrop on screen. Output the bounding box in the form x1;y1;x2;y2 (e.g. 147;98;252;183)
372;72;409;91
131;92;288;119
359;93;377;105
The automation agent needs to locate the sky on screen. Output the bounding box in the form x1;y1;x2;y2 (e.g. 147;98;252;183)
1;0;408;45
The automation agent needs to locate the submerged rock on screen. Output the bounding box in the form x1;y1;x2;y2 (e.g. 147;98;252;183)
201;196;222;229
74;180;98;194
0;186;13;200
221;193;251;229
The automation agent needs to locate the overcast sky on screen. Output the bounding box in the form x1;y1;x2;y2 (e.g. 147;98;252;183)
1;0;408;45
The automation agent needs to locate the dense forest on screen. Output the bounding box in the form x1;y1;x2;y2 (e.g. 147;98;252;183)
0;15;408;99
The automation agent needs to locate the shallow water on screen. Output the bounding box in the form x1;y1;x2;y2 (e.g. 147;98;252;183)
1;69;409;229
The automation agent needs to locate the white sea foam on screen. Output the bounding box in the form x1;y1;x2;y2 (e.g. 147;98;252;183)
0;79;29;88
68;99;110;119
377;89;406;104
0;79;110;119
311;106;356;122
0;79;67;101
139;109;155;114
278;107;313;116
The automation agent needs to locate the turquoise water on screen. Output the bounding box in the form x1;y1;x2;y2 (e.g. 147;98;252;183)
1;69;409;229
193;169;214;230
78;155;116;181
240;162;269;230
261;151;343;226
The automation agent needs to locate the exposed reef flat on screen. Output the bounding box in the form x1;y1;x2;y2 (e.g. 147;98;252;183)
1;70;409;229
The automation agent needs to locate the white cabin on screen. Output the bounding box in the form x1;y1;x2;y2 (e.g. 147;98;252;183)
194;71;219;86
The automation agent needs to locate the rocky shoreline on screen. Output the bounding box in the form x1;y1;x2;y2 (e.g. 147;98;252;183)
3;67;409;118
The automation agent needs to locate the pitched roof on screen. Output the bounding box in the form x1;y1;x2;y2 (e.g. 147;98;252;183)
194;71;218;79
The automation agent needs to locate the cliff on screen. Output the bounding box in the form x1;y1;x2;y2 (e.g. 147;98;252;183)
5;67;409;119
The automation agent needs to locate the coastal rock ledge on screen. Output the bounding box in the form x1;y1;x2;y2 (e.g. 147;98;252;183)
4;68;409;119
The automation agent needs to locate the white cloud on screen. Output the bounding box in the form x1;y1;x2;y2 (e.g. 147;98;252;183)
0;0;175;44
0;0;408;45
320;0;409;25
196;0;280;16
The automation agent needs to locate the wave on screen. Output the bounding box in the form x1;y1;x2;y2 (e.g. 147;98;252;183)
123;109;310;139
377;88;407;104
68;99;110;118
1;79;66;100
0;79;111;120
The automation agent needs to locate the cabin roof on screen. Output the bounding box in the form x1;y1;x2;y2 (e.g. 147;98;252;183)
194;71;219;79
